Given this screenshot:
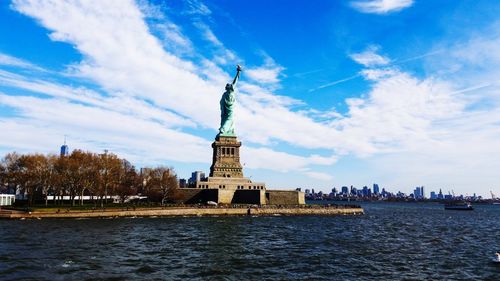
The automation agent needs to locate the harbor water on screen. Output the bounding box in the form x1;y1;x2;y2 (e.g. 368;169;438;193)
1;202;499;280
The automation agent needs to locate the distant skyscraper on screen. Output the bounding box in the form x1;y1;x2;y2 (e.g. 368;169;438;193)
373;184;380;195
341;186;349;195
60;136;69;157
362;186;369;197
438;189;444;199
331;187;338;197
430;191;437;199
414;187;423;199
189;171;205;185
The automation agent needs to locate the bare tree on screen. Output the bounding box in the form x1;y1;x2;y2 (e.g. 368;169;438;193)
115;160;139;203
143;167;179;205
1;152;22;196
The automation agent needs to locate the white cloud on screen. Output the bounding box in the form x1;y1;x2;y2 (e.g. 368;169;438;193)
350;46;390;67
360;68;397;80
0;92;211;165
155;23;194;55
193;21;237;65
0;69;195;128
241;147;337;180
336;33;500;194
246;53;286;86
351;0;414;14
304;171;334;181
0;52;44;71
185;0;211;16
195;21;223;47
245;64;285;85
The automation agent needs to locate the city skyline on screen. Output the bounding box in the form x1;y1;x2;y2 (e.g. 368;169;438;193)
1;0;500;197
304;183;490;201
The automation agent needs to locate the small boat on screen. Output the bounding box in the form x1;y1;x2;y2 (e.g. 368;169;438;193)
444;202;473;210
494;253;500;263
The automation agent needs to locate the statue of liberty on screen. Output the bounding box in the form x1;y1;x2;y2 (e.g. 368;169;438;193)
218;65;242;137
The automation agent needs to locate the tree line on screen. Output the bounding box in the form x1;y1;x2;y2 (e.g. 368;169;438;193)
0;150;179;207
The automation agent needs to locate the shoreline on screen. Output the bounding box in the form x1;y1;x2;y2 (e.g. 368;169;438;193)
0;206;364;219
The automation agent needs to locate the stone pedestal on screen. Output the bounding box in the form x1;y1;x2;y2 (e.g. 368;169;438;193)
182;135;267;205
209;135;243;178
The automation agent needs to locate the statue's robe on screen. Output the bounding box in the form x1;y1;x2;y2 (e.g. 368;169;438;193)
219;89;235;136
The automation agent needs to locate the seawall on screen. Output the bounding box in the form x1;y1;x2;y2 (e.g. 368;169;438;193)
0;206;363;219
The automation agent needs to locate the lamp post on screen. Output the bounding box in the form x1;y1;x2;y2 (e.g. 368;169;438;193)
104;149;108;206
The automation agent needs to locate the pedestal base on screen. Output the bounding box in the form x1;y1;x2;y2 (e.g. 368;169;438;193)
210;136;244;178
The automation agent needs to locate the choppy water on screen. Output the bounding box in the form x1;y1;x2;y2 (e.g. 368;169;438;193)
1;202;500;280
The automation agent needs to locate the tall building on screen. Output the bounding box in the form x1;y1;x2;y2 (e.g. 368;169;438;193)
350;186;357;195
362;186;369;197
60;136;69;157
430;191;437;199
341;186;349;195
438;189;444;199
373;183;380;195
188;171;206;185
413;187;421;199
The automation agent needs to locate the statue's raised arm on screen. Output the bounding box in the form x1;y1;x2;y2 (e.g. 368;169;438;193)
232;64;242;88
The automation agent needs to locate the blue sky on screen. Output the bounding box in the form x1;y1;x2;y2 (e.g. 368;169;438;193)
1;0;499;197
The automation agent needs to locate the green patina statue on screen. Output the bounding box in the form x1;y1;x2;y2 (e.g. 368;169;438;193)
218;64;242;137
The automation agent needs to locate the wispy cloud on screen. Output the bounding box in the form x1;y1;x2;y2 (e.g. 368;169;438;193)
154;23;194;56
241;147;337;180
350;45;390;67
0;92;211;164
192;21;237;65
185;0;211;16
308;74;360;93
350;0;414;14
245;56;285;86
304;171;334;181
393;50;443;64
0;52;45;71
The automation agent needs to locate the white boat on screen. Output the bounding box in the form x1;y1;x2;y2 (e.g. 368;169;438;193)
494;253;500;263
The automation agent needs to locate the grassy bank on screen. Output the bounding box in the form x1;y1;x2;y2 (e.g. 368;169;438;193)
0;204;364;219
